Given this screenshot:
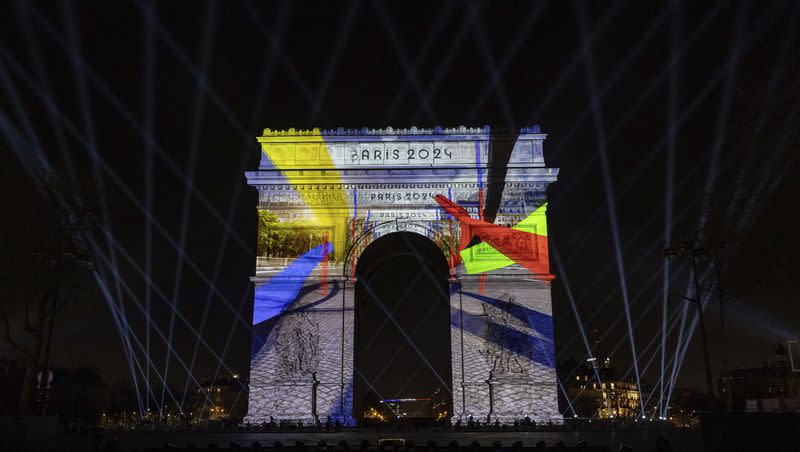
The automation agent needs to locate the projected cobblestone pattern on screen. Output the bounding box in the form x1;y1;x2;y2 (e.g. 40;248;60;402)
248;282;354;424
451;279;561;422
245;126;560;425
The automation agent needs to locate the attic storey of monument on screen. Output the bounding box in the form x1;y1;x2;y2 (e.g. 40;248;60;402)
244;125;561;425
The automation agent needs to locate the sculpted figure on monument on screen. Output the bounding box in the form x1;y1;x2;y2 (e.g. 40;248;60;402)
479;297;527;379
274;313;320;379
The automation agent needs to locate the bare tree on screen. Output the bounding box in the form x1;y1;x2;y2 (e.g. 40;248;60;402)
0;179;94;415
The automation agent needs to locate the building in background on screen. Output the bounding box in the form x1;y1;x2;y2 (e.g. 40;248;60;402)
185;373;248;423
723;342;800;412
565;357;641;419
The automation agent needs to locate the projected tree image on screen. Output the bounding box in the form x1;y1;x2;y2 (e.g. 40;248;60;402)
257;209;332;259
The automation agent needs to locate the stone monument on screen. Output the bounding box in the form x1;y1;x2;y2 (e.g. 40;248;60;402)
244;125;561;425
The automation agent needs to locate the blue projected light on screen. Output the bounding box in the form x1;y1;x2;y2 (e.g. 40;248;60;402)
453;286;556;369
252;241;333;325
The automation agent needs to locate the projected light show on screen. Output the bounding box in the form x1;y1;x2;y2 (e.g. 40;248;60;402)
3;1;800;450
246;126;559;425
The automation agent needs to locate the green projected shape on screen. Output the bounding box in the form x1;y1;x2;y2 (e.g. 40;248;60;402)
460;203;548;274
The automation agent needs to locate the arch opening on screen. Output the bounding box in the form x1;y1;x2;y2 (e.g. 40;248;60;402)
353;231;452;424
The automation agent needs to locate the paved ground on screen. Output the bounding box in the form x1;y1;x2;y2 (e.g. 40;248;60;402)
15;428;702;451
7;413;800;451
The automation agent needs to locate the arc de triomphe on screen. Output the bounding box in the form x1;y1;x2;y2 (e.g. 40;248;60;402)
244;125;561;425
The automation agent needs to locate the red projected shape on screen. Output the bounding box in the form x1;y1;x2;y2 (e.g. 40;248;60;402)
434;194;552;279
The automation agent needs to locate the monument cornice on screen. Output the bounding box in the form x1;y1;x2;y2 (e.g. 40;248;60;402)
258;125;547;143
251;181;552;190
245;167;558;186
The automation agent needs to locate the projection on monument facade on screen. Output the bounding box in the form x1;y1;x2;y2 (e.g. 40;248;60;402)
244;125;561;425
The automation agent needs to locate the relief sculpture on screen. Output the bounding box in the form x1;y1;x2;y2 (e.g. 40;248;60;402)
274;312;320;379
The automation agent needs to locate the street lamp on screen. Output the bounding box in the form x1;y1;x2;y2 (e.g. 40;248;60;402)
665;236;715;404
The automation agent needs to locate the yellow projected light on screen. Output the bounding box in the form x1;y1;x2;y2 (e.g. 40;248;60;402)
258;128;350;258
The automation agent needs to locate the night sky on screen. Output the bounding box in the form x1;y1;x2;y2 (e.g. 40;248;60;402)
2;0;799;405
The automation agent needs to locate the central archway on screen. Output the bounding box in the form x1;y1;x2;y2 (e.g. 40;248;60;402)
353;231;452;423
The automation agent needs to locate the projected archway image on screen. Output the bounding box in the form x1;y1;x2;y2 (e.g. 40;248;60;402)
353;231;452;423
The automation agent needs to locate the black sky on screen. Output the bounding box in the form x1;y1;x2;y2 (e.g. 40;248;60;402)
1;0;800;403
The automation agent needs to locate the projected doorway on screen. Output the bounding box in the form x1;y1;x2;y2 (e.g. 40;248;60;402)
354;232;452;423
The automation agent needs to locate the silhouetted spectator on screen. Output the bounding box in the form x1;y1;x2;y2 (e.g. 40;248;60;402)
447;439;459;452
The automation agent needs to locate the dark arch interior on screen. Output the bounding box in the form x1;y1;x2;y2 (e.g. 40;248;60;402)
353;231;452;424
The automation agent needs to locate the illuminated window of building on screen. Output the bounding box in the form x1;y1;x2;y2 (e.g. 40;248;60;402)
601;383;606;389
610;383;615;389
